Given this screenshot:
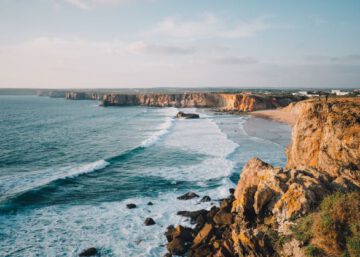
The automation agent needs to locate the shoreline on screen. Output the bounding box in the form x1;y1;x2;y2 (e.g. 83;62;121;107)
250;108;297;126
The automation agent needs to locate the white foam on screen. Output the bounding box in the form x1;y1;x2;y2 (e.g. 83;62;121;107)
0;185;235;257
0;160;109;202
140;108;177;148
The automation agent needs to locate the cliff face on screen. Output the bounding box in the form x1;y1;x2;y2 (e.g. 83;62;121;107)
102;93;295;111
286;98;360;182
231;98;360;257
65;91;103;100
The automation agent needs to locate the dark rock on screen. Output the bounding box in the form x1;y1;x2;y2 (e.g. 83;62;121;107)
165;225;195;243
213;210;233;225
79;247;97;257
163;253;172;257
126;203;137;209
219;199;232;212
200;196;211;202
229;188;235;195
144;217;156;226
177;192;199;200
167;238;188;255
147;201;154;206
177;209;208;223
176;112;200;119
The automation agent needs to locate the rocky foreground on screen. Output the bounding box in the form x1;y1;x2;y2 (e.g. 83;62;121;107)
164;98;360;257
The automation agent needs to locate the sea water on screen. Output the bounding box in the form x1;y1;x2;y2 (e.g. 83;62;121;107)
0;95;291;257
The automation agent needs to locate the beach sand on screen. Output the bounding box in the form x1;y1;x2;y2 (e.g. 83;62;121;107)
250;109;297;126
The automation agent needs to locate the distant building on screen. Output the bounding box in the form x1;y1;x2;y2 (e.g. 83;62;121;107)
292;91;319;97
331;90;349;96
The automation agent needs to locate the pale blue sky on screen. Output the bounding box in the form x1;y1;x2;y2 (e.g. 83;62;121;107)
0;0;359;88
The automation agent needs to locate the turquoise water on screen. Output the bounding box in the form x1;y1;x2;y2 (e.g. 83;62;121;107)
0;96;290;257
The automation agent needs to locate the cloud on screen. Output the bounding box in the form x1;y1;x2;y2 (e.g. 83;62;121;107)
63;0;150;10
126;41;196;55
305;54;360;64
215;56;259;65
147;14;271;39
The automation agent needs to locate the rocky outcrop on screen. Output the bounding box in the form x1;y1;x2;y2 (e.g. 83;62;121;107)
164;98;359;257
176;112;200;119
65;91;103;100
286;98;360;184
230;98;360;257
102;93;298;111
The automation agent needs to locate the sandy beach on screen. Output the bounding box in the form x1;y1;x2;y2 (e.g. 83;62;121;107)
250;108;297;126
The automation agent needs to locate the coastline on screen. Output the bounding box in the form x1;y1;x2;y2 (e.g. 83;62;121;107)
250;108;297;126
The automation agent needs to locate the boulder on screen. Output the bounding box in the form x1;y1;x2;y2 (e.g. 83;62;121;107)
176;112;200;119
144;217;156;226
167;238;187;256
177;192;200;200
147;201;153;206
213;211;233;225
192;223;214;246
126;203;137;209
200;195;211;202
79;247;97;257
177;209;208;224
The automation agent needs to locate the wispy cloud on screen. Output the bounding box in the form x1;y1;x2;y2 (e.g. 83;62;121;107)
305;54;360;64
63;0;151;10
126;41;196;55
147;14;271;39
214;56;259;65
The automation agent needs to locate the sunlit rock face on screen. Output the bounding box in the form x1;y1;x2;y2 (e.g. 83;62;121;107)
101;92;295;111
230;98;360;257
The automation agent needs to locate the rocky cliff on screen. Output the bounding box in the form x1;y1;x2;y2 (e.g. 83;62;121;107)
231;98;360;257
101;93;297;111
164;98;360;257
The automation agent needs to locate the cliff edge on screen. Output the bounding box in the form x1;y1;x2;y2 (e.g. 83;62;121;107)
164;98;359;257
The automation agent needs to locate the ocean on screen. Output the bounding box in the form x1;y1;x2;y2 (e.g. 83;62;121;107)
0;95;291;257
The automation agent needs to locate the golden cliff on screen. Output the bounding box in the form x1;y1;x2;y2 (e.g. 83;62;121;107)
231;98;360;257
164;98;359;257
101;93;296;111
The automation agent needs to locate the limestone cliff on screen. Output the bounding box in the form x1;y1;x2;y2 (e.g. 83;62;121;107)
102;93;295;111
231;98;360;257
286;98;360;183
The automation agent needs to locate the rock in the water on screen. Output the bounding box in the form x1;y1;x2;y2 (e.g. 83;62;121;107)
176;111;200;119
126;203;137;209
177;192;199;200
200;195;211;202
144;217;156;226
167;238;187;255
79;247;97;257
147;201;153;206
229;188;235;195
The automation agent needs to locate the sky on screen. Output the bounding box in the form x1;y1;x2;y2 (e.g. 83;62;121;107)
0;0;359;88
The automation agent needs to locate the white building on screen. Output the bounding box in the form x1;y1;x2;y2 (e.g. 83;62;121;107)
331;90;349;96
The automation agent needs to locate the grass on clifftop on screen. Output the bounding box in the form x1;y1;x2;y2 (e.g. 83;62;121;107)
292;192;360;257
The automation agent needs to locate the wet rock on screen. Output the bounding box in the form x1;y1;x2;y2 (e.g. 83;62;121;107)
219;198;232;212
144;217;156;226
163;253;172;257
165;225;195;243
213;210;233;225
177;209;208;223
126;203;137;209
167;238;187;255
200;195;211;202
177;192;200;200
176;111;200;119
229;188;235;195
192;223;214;247
147;201;154;206
79;247;97;257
